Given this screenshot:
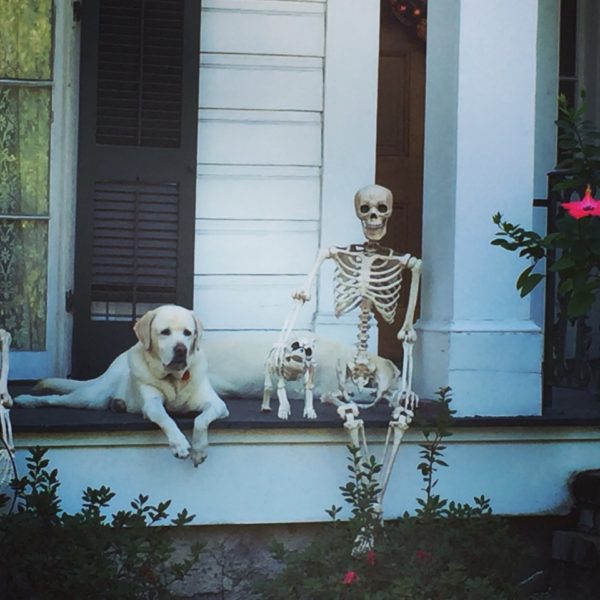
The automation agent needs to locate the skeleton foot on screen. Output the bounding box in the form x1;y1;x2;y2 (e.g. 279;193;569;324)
261;387;273;413
277;404;291;420
303;406;317;419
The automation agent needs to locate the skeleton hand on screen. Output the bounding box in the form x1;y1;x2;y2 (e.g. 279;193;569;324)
397;389;419;411
292;288;311;303
397;324;417;344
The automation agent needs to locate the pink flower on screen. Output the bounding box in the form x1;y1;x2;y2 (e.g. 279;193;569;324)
561;185;600;219
366;550;377;566
342;570;359;585
415;549;432;562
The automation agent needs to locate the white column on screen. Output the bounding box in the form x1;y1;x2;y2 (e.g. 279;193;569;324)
315;0;380;347
415;0;557;416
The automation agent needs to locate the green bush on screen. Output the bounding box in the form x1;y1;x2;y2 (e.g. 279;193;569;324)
0;447;203;599
256;389;532;600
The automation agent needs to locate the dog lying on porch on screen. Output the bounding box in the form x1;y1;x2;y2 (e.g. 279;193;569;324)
14;305;229;466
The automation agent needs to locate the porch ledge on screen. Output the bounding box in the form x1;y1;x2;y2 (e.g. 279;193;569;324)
9;396;600;434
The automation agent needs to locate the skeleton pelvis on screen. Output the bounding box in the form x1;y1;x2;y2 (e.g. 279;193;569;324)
337;352;380;408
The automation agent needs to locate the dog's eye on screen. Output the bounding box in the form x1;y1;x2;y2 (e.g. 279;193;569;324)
291;341;300;350
160;328;171;336
305;348;312;357
183;329;192;337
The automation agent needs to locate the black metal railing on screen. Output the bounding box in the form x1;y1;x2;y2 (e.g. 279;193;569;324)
539;171;600;409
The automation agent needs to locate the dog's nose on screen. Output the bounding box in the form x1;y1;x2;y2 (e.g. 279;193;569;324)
173;343;187;360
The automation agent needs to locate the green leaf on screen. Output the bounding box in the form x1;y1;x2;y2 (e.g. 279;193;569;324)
567;290;595;317
549;255;576;272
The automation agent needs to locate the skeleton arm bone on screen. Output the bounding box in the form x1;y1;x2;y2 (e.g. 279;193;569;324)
292;247;334;303
395;257;421;404
397;257;422;343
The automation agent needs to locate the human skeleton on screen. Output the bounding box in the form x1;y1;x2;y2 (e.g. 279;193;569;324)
269;184;421;519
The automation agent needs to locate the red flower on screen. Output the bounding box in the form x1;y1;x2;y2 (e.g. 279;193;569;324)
415;549;432;562
366;550;377;566
342;570;359;585
561;185;600;219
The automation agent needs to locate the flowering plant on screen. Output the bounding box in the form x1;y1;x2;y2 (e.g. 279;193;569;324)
492;94;600;317
256;389;530;599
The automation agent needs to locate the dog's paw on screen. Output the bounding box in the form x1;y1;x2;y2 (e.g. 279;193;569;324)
303;406;317;419
169;434;191;460
191;447;207;467
277;405;291;420
13;394;37;407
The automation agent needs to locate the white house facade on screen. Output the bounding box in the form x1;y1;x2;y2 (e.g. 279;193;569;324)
4;0;600;520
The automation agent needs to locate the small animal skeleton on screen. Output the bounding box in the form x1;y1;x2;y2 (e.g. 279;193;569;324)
272;184;422;539
262;324;316;420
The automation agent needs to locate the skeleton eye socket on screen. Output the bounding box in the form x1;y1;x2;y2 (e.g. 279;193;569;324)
305;347;313;357
290;341;300;350
160;328;171;336
359;204;370;214
377;203;389;213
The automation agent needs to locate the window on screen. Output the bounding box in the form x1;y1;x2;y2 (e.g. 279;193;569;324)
0;0;53;352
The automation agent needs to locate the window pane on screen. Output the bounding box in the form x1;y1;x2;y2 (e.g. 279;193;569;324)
0;219;48;350
0;86;50;215
0;0;53;80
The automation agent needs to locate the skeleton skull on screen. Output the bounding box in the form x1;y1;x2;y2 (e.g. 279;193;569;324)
354;184;393;242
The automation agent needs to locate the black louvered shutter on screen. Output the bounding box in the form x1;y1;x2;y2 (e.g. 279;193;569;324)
73;0;200;378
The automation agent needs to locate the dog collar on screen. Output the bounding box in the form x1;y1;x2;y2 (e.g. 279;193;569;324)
182;370;190;382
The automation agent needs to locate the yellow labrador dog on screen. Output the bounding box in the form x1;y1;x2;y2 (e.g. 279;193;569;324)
15;305;229;466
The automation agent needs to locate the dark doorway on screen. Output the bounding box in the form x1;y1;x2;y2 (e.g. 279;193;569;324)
376;1;426;364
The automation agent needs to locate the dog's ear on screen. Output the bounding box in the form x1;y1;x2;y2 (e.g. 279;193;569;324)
191;313;203;353
134;309;157;351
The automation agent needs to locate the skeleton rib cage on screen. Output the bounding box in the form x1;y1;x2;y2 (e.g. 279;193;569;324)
332;246;406;325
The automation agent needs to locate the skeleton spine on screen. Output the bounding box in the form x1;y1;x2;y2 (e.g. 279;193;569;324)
357;300;372;352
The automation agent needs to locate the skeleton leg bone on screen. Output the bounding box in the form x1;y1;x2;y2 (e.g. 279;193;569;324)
276;376;291;420
303;364;316;419
379;404;414;503
336;404;369;462
261;365;274;413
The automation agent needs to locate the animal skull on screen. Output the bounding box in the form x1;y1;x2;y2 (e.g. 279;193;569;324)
281;336;314;381
354;184;393;242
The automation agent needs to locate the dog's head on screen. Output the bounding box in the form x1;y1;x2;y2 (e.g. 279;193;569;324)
133;305;202;372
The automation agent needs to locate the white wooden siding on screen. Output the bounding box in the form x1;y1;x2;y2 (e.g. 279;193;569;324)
194;221;319;275
199;55;323;111
194;275;316;330
196;165;321;221
195;0;325;332
197;110;322;166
